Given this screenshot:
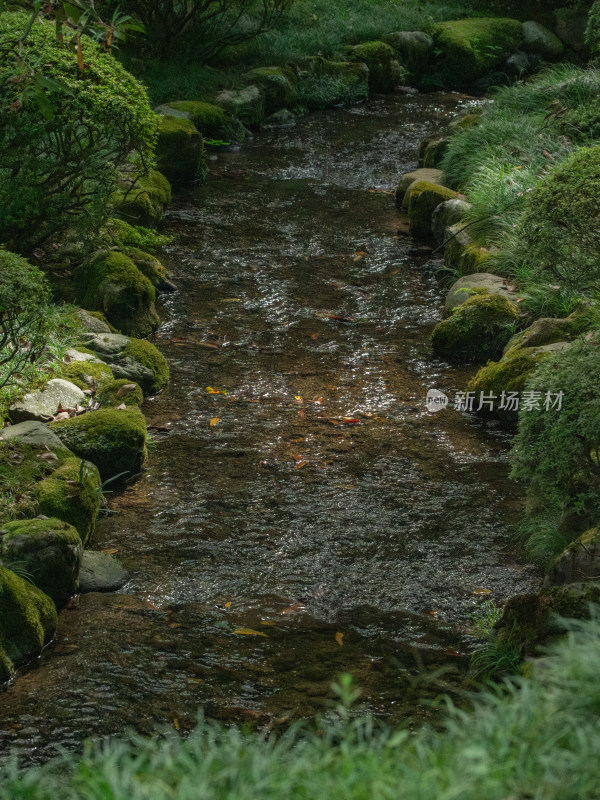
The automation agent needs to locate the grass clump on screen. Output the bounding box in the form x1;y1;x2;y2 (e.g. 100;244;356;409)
5;613;600;798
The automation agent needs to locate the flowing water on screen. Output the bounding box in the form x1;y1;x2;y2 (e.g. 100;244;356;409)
0;91;539;763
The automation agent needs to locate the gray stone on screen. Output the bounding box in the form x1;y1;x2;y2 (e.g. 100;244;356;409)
77;309;112;334
522;21;564;60
64;348;103;364
215;85;265;127
544;529;600;587
0;421;70;452
81;333;131;357
444;273;519;316
555;8;589;53
385;31;433;66
503;51;531;76
504;317;574;354
432;198;472;244
262;108;296;128
79;551;129;592
396;168;443;208
532;341;572;356
80;333;156;390
8;379;86;424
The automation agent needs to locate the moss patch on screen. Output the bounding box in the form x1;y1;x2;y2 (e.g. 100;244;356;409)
156;114;205;187
50;408;147;484
0;441;71;523
60;360;114;391
36;457;102;546
112;169;172;227
74;251;159;338
161;101;246;145
0;566;56;680
243;67;298;113
346;40;406;93
122;339;170;394
407;181;457;240
124;247;172;291
431;290;520;362
96;379;144;409
0;517;82;605
468;348;545;418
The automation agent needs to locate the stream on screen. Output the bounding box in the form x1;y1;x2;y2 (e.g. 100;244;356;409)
0;90;539;763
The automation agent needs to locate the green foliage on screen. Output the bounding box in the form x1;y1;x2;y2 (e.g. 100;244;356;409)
0;11;156;252
586;0;600;57
510;332;600;560
103;218;173;253
6;613;600;797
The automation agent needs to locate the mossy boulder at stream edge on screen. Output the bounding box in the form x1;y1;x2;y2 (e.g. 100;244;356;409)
50;408;147;484
96;379;144;409
0;566;57;683
60;360;114;391
345;40;407;93
155;114;205;186
0;518;82;606
125;247;176;293
155;101;247;146
112;170;172;227
36;457;102;546
74;251;159;338
215;85;265;127
243;67;298;114
431;290;520;362
407;180;458;239
295;57;369;109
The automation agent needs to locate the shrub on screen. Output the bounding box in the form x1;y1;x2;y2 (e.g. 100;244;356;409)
0;11;156;252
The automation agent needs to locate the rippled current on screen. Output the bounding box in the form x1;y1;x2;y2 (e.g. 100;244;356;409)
0;91;539;763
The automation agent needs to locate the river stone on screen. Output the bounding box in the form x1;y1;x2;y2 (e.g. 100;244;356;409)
522;21;564;59
396;168;443;208
262;109;296;128
81;333;131;357
0;421;70;452
555;8;589;53
8;379;86;424
215;85;265;127
384;31;434;67
532;341;572;356
504;316;573;354
64;348;103;364
503;51;531;76
79;551;129;592
544;528;600;587
432;198;472;244
444;273;519;316
77;309;112;334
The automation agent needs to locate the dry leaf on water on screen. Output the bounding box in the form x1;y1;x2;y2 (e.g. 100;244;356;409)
281;603;305;615
472;588;492;597
233;627;269;637
294;461;307;470
335;632;344;647
210;418;220;427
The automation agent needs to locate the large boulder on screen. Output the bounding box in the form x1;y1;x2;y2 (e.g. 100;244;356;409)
407;181;458;240
428;17;524;86
8;379;86;424
243;67;298;114
431;198;471;244
0;518;82;606
50;408;147;484
395;167;443;208
444;273;519;316
555;7;590;53
432;290;520;362
112;169;171;227
0;420;69;452
295;56;369;108
36;457;102;546
418;136;450;169
60;360;115;392
345;40;406;93
544;528;600;587
124;247;177;293
74;251;159;338
79;551;129;593
155;100;247;146
385;31;434;71
521;20;565;59
76;309;113;334
81;333;169;395
96;379;144;409
215;85;265;127
155;114;205;187
0;566;56;683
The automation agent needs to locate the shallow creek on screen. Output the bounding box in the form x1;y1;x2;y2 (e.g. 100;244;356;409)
0;91;539;762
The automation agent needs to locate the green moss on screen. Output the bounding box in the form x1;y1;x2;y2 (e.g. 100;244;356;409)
50;408;147;483
60;360;114;390
103;218;173;253
122;339;170;394
460;245;491;274
347;40;406;93
124;247;171;291
418;136;450;169
74;251;159;337
296;57;369;109
0;566;56;679
468;348;545;417
96;379;144;408
156;114;206;187
431;290;520;362
407;180;457;240
0;517;82;605
36;457;102;546
428;18;524;86
449;112;482;131
243;67;298;113
163;101;246;144
112;169;172;227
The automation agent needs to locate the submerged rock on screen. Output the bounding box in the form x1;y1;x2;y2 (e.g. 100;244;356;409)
417;136;450;168
8;379;86;424
79;551;129;593
0;517;82;606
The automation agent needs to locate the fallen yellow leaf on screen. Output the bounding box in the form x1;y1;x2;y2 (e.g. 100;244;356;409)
260;620;276;626
101;548;119;555
210;417;220;427
294;395;303;403
294;461;307;470
173;717;180;730
335;632;344;647
224;601;232;609
233;627;269;637
472;588;492;596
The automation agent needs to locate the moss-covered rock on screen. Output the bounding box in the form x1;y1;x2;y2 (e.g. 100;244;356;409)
346;40;406;93
428;18;524;86
60;360;114;391
124;247;176;293
448;112;482;131
396;167;444;208
36;457;102;546
295;56;369;109
431;197;471;244
0;518;82;605
155;114;205;187
50;408;147;484
432;290;520;362
0;566;56;682
156;100;247;146
74;251;159;338
504;307;600;356
80;333;169;395
555;6;590;53
545;528;600;587
522;20;564;59
243;67;298;114
407;181;458;240
468;347;545;418
444;273;519;317
418;136;450;169
384;30;434;72
215;85;265;127
112;169;172;227
96;379;144;408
